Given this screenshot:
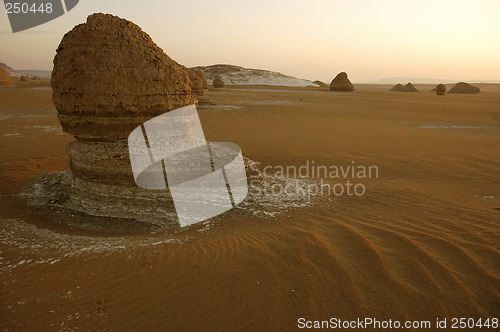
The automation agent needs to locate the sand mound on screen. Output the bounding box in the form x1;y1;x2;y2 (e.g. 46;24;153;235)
213;75;225;88
449;82;480;94
391;83;404;91
0;67;14;86
391;82;418;92
313;80;328;88
329;72;354;91
435;84;446;95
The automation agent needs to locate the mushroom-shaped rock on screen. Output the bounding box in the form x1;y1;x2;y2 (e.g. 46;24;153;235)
213;76;225;88
313;80;328;88
449;82;480;94
435;84;446;95
329;72;354;91
51;13;196;186
0;67;14;86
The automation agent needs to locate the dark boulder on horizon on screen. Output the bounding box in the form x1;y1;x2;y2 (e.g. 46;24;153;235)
435;84;446;95
329;72;354;91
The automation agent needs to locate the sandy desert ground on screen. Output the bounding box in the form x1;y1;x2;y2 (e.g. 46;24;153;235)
1;81;499;330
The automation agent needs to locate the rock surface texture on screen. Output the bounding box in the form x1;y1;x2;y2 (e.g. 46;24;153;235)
449;82;480;94
0;67;14;86
329;72;354;91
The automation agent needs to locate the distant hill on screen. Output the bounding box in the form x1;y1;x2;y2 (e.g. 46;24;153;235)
0;63;20;77
17;70;52;78
370;77;500;84
0;63;51;78
191;64;318;87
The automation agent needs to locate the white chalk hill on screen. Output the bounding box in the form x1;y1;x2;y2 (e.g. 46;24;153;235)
191;64;317;87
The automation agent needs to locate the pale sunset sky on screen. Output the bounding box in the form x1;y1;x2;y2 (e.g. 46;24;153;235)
1;0;499;83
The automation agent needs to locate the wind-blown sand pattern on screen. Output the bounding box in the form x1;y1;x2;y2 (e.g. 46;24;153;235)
0;82;499;330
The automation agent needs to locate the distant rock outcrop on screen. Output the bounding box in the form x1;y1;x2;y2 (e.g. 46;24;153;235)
192;64;316;87
187;68;214;105
391;84;404;91
20;75;29;81
213;76;225;88
0;63;20;78
192;69;208;89
435;84;446;95
449;82;480;94
313;80;328;88
391;82;418;92
186;68;204;96
403;83;418;92
0;67;14;86
329;72;354;91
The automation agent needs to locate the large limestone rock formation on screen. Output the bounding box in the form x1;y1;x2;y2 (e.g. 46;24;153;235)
213;75;225;88
449;82;480;94
0;67;14;86
391;82;418;92
22;13;261;227
435;84;446;95
329;72;354;91
48;13;197;223
52;13;196;143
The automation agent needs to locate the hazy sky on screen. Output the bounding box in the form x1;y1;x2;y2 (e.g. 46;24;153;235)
1;0;499;82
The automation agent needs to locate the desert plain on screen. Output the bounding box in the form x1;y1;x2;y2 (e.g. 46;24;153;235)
0;81;499;330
